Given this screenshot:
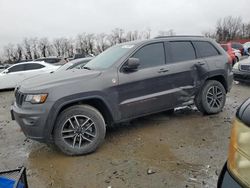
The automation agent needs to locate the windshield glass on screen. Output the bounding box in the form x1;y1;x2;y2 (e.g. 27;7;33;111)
84;44;135;70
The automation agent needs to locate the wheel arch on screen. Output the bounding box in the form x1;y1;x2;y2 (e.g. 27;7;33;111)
44;96;115;141
206;75;228;92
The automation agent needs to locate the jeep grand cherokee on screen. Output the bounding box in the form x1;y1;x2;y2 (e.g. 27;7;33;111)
11;36;233;155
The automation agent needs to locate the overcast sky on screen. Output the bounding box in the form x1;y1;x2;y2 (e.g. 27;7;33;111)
0;0;249;50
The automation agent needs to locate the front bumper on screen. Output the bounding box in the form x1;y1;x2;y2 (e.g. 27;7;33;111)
218;163;243;188
11;102;51;142
233;69;250;83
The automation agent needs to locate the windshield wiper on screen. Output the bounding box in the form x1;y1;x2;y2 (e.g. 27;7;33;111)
83;66;91;70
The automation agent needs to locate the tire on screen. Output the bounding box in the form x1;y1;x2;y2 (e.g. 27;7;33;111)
195;80;226;115
54;105;106;155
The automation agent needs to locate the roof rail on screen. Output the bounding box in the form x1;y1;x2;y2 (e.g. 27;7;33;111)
154;35;205;39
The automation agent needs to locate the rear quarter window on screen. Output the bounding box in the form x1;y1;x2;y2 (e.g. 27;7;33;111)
193;41;220;58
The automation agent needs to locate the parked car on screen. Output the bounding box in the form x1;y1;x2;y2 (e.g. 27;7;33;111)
221;43;236;65
11;36;233;155
243;42;250;55
0;61;59;90
218;98;250;188
56;57;93;72
231;42;244;56
34;57;65;65
233;48;242;62
233;57;250;83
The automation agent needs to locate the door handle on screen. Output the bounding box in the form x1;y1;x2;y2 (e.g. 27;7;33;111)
197;62;205;65
158;68;169;73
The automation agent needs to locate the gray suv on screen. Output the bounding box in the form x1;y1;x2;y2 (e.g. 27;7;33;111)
11;36;233;155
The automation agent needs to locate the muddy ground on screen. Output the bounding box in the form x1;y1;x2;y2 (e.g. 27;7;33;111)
0;82;249;188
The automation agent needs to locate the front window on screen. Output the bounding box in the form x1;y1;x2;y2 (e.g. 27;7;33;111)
132;43;165;69
8;64;25;73
84;45;135;70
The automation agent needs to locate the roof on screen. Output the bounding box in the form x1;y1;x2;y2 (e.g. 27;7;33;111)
154;35;204;39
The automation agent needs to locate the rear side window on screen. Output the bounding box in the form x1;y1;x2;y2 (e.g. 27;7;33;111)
8;64;25;73
132;43;165;69
169;41;196;62
193;41;220;58
24;63;45;71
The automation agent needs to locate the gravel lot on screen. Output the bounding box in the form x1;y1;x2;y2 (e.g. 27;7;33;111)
0;82;249;188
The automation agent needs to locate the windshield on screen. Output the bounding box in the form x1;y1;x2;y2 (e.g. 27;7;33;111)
84;44;135;70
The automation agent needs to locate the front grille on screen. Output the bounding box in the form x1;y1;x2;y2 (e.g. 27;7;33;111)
15;90;25;106
240;65;250;72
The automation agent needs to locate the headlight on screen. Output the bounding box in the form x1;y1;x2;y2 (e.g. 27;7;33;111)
228;118;250;187
25;94;48;104
233;62;239;70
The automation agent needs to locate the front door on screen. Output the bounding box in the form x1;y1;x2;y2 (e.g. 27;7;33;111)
117;42;172;119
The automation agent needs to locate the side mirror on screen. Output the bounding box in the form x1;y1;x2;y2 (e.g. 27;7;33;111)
123;58;140;72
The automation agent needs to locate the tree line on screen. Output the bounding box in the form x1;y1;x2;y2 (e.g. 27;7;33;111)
1;16;250;64
203;16;250;42
1;28;152;64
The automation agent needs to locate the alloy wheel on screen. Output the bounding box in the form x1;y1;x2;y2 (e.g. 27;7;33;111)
61;115;96;148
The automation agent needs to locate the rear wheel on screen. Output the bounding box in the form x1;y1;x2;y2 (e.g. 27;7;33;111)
195;80;226;114
54;105;106;155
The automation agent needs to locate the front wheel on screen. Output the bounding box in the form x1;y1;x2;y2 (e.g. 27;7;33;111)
195;80;226;115
54;105;106;155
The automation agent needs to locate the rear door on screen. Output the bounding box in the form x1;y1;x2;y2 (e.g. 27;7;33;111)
161;41;207;105
192;41;221;76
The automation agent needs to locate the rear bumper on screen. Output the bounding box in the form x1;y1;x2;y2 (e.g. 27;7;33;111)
218;163;242;188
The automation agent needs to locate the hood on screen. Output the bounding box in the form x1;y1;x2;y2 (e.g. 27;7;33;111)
239;57;250;65
20;69;101;91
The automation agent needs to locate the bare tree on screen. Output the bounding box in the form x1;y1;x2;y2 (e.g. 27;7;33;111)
75;33;88;55
38;37;51;57
109;28;125;44
216;16;242;41
3;43;23;63
242;23;250;38
53;38;63;56
202;30;216;39
30;38;40;59
158;29;175;37
95;33;109;54
143;28;151;39
23;38;33;60
16;44;23;62
126;30;141;41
